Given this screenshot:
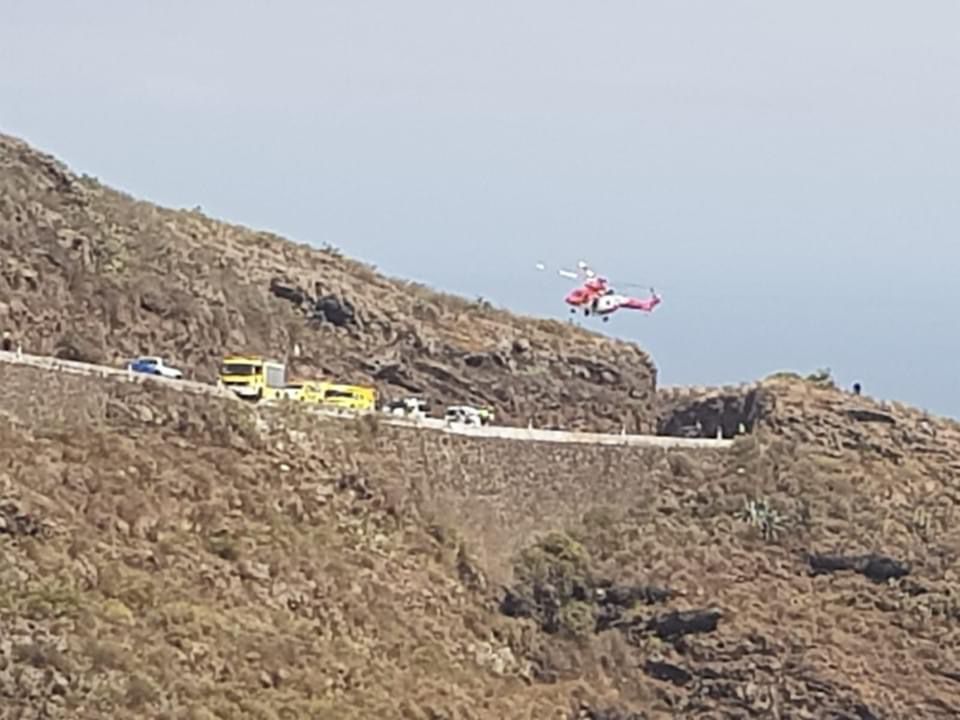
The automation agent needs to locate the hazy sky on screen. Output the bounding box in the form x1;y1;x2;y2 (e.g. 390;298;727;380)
3;1;959;416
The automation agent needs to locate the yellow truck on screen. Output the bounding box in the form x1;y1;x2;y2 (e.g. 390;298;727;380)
291;380;326;404
320;383;376;411
218;355;287;401
281;379;307;401
279;378;376;411
297;381;376;411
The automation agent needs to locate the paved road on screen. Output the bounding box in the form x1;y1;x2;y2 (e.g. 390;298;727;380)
0;349;733;450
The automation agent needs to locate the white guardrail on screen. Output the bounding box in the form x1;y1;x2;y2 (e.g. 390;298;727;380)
0;349;733;450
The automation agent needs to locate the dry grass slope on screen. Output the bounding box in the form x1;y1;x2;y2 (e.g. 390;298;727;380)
1;364;960;718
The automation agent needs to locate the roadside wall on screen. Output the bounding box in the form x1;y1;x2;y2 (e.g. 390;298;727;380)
0;360;732;584
0;350;731;449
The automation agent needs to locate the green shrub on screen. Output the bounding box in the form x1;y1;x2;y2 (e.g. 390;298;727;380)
505;532;595;634
558;601;597;638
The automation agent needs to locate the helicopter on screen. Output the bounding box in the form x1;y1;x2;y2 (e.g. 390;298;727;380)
536;259;662;321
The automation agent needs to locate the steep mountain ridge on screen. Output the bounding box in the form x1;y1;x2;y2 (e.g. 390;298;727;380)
0;132;657;432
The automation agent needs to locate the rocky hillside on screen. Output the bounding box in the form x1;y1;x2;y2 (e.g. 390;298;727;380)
0;132;657;432
659;372;960;473
2;361;960;718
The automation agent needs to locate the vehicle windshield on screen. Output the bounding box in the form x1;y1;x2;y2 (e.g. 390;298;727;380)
324;389;356;399
221;363;259;376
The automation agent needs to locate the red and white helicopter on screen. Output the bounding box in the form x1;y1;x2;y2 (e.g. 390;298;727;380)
536;259;661;322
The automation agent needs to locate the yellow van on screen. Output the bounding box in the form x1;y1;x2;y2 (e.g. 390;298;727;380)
219;355;287;401
296;380;328;404
282;379;307;402
318;383;377;411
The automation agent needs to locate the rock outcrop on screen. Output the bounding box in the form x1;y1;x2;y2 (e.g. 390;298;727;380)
657;383;767;438
658;374;960;477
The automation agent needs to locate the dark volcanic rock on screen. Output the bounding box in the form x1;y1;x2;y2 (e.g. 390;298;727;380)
648;608;722;640
269;277;309;306
312;294;357;327
808;552;910;583
0;502;44;537
571;703;647;720
657;386;766;438
643;659;693;686
845;407;896;424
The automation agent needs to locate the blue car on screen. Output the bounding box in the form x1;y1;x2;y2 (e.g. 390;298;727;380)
126;356;184;379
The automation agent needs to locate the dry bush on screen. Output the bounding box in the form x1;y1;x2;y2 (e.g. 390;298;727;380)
503;532;596;636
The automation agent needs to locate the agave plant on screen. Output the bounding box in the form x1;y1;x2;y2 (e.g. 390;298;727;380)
737;497;786;542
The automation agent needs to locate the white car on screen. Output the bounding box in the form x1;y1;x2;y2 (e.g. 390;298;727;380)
384;397;429;419
127;356;184;379
444;405;494;426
